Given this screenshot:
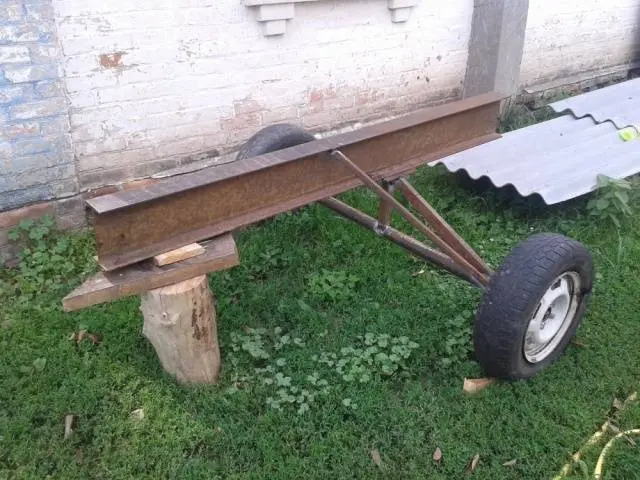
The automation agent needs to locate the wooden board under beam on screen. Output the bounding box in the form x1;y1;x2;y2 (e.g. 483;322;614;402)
62;234;239;312
153;243;205;266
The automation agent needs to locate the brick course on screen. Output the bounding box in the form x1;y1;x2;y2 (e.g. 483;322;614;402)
0;0;76;213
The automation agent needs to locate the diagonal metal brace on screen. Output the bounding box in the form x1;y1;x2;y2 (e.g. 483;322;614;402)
329;149;490;286
320;197;484;287
395;178;491;277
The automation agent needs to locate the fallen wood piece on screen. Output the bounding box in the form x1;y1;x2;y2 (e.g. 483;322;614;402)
141;275;220;384
153;243;205;266
463;377;496;394
594;429;640;480
62;234;238;312
465;453;480;474
64;414;74;440
432;447;442;463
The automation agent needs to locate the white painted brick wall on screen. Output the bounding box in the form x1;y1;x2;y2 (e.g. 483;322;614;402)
520;0;640;87
49;0;640;190
53;0;474;189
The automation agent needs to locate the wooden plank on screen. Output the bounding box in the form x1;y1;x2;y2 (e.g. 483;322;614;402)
153;243;205;266
62;234;238;312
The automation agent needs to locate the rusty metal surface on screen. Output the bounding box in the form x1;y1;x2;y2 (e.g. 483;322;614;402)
90;93;503;271
89;92;502;214
377;181;394;229
330;151;489;286
395;178;491;276
321;197;482;287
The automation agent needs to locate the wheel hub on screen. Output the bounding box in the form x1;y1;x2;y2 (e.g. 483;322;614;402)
524;272;581;364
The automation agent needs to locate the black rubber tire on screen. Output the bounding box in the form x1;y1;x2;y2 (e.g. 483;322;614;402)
473;233;594;380
236;123;315;161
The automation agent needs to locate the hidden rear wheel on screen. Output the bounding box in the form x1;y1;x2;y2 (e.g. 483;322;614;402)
236;123;315;160
473;233;594;380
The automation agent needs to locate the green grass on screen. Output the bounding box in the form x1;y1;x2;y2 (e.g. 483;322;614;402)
498;102;561;133
2;106;640;479
498;89;571;133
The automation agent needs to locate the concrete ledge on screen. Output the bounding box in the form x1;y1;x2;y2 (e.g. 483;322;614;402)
243;0;417;36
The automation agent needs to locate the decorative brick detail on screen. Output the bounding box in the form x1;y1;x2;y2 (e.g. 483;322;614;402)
243;0;418;36
387;0;417;23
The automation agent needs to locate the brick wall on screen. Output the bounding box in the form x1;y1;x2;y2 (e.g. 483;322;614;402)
520;0;640;87
0;0;76;211
52;0;474;191
5;0;639;200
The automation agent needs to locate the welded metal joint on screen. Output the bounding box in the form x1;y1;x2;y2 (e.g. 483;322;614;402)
373;221;391;236
381;179;396;194
376;179;396;234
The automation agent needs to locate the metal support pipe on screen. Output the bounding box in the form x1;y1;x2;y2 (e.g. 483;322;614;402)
395;178;492;276
320;197;484;288
330;150;489;286
377;180;395;231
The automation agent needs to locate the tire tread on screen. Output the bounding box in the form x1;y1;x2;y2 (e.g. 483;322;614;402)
473;233;594;380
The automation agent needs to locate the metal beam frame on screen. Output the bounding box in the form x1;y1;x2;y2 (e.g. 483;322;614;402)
88;92;503;271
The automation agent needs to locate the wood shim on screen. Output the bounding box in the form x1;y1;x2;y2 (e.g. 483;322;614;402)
153;243;205;266
62;234;238;312
463;377;496;394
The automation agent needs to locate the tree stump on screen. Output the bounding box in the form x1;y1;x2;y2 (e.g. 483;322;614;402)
140;275;220;384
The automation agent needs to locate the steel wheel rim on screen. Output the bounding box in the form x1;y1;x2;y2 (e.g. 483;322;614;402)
523;271;581;364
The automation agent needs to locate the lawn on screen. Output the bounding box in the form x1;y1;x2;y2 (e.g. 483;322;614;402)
2;106;640;479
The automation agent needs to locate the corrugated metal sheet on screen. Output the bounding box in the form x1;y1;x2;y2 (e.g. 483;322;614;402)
431;114;639;205
550;77;640;129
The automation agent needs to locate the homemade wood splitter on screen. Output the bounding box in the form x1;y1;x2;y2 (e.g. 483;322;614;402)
63;92;594;384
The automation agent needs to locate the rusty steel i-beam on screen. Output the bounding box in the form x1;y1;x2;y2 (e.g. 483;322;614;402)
87;92;503;271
